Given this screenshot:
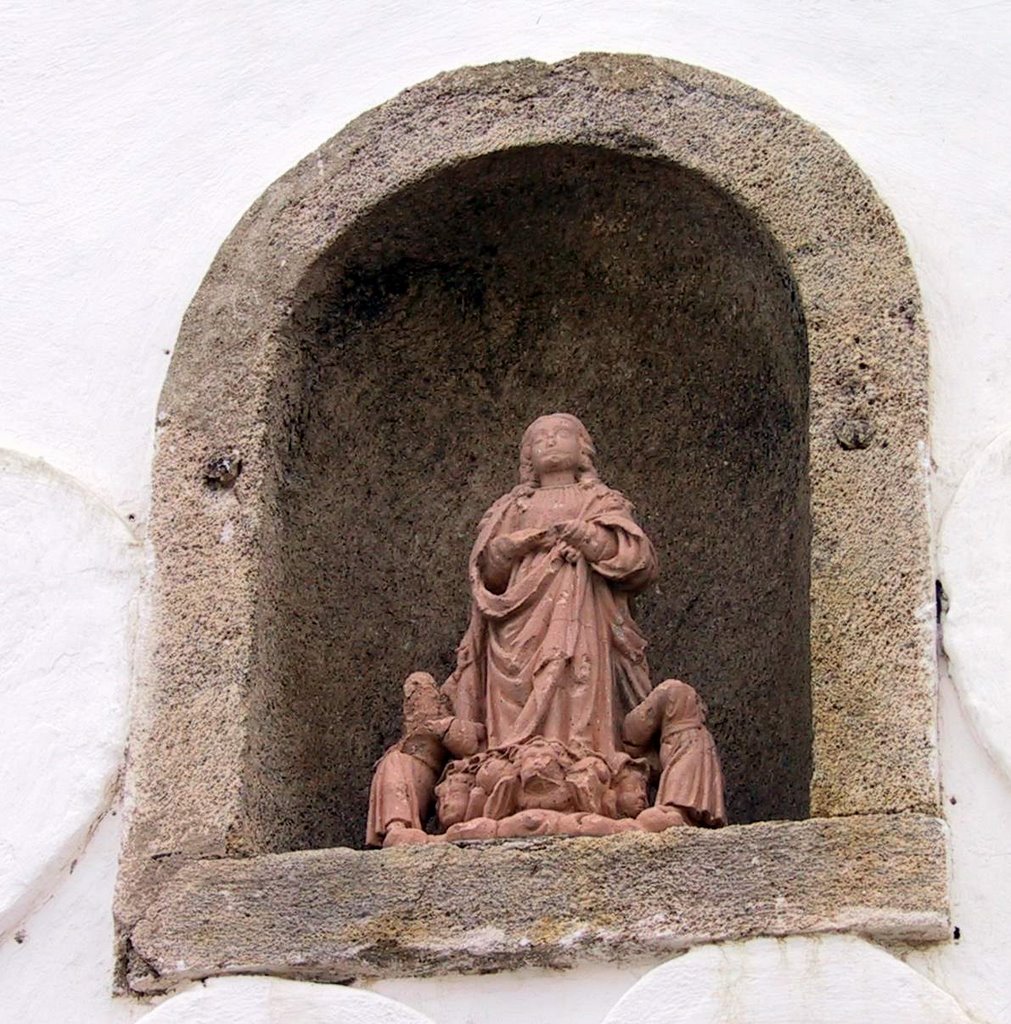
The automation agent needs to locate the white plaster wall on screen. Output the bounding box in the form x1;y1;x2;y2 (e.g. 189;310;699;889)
3;2;1011;1022
602;935;975;1024
0;451;138;939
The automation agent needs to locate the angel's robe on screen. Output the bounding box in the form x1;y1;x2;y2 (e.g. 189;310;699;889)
444;479;658;758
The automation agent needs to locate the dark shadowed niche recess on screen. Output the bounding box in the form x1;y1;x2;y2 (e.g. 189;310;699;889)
251;143;811;852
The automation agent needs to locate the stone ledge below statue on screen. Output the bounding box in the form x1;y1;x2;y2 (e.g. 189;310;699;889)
124;813;948;993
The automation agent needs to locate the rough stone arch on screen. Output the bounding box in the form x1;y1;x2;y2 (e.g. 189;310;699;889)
118;54;942;991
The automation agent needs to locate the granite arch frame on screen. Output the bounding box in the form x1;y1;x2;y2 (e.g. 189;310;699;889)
116;54;945;992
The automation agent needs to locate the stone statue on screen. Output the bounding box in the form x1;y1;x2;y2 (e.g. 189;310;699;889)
364;672;485;847
366;413;726;846
623;678;727;829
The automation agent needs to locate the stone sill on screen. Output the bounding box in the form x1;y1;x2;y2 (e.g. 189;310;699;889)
126;813;948;992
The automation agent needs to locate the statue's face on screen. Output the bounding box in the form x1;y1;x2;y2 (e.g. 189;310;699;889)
613;770;649;818
518;739;567;793
528;415;582;476
437;774;472;826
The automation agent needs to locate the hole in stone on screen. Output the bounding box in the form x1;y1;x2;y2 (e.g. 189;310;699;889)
246;143;811;853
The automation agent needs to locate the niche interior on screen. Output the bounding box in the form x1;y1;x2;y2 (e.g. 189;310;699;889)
252;143;811;853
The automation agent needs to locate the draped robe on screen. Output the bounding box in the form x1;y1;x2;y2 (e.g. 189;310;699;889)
654;683;727;827
444;480;658;758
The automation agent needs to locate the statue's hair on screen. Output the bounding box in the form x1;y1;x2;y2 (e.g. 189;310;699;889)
517;412;599;490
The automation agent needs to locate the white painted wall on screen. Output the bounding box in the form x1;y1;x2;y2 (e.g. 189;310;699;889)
3;2;1010;1021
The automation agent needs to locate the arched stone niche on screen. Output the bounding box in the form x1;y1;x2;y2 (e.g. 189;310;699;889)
117;55;945;992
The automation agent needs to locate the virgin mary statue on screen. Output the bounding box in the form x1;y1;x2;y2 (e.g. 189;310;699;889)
445;412;658;758
366;413;688;846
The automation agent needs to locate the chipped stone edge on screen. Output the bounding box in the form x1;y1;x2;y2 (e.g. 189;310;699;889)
125;814;949;993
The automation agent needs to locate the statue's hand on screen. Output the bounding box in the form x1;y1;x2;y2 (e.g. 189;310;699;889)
407;716;454;741
414;716;454;740
440;717;486;758
491;527;554;562
558;542;580;564
554;519;589;545
486;536;515;563
554;520;616;562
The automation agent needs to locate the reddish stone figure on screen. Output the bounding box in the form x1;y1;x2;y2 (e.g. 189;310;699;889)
623;678;728;830
365;414;727;846
448;412;659;758
365;671;484;847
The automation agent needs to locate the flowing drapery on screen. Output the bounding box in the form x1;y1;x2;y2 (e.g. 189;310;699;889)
444;481;657;757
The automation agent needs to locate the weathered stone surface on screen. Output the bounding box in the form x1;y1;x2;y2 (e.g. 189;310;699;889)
118;53;940;986
127;815;947;991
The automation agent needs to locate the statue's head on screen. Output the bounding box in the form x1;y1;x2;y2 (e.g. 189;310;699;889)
660;679;707;724
402;671;445;731
518;412;598;486
435;768;474;827
517;738;570;810
611;759;650;818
